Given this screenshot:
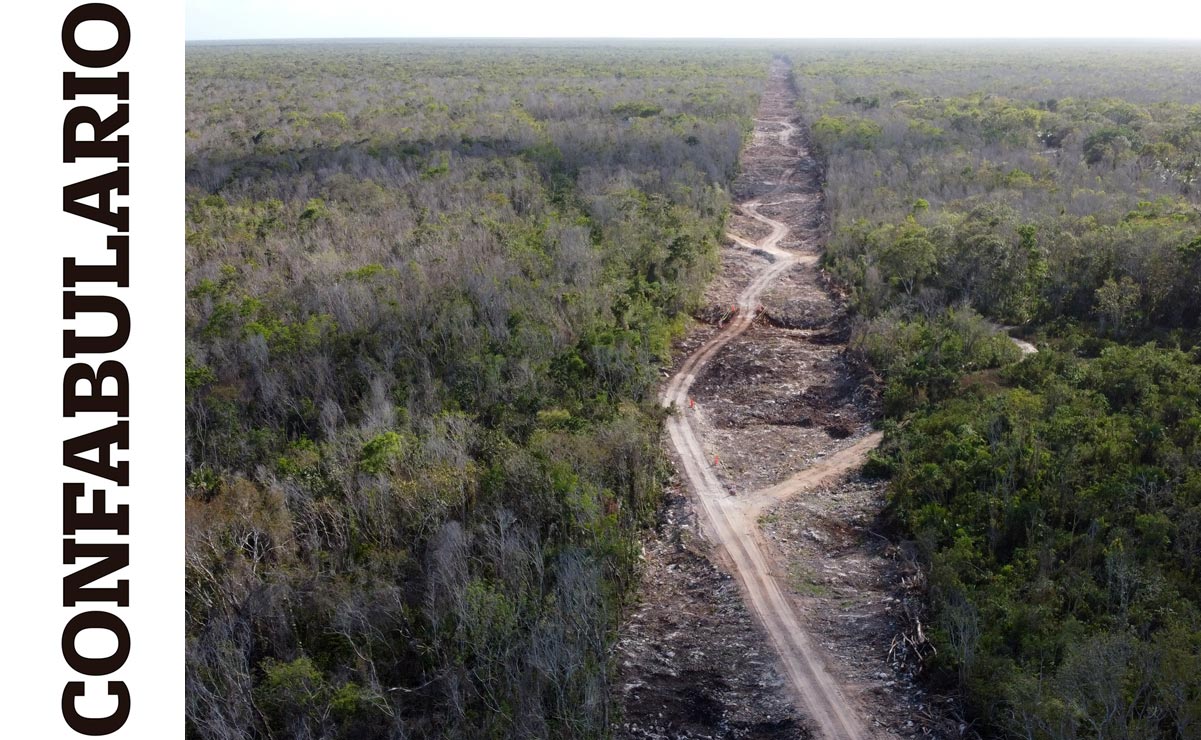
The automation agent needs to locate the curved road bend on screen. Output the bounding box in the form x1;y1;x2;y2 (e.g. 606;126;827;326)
661;65;872;740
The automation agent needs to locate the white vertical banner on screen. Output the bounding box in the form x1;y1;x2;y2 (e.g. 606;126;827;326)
2;1;183;737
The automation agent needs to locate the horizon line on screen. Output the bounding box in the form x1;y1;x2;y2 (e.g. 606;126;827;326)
185;35;1201;43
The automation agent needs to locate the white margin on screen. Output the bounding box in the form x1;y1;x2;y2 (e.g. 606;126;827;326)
2;2;184;737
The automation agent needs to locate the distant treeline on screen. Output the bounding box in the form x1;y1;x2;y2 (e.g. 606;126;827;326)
184;42;768;739
790;43;1201;738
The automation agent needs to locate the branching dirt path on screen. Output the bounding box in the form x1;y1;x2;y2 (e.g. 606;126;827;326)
659;62;875;740
623;60;1039;740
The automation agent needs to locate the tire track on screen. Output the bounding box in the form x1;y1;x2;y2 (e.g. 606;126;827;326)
660;64;872;740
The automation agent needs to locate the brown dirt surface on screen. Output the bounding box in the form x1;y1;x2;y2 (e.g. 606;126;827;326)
618;58;963;740
757;474;965;739
617;478;810;740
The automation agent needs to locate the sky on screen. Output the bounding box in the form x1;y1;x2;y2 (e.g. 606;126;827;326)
186;0;1201;41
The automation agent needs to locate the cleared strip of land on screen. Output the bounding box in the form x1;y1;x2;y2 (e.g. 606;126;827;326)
661;62;870;740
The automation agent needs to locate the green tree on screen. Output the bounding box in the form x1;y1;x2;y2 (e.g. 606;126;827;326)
878;217;937;296
1093;276;1141;338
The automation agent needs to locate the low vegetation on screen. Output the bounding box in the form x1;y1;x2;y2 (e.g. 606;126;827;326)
184;41;769;739
185;38;1201;739
792;42;1201;738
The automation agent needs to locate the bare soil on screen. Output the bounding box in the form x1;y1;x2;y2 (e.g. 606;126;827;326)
617;478;809;740
757;474;964;738
618;59;961;740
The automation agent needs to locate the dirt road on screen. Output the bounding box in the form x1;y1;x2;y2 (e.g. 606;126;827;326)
660;62;874;740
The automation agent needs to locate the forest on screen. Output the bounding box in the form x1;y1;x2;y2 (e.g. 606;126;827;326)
791;42;1201;738
185;38;1201;740
184;41;769;739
